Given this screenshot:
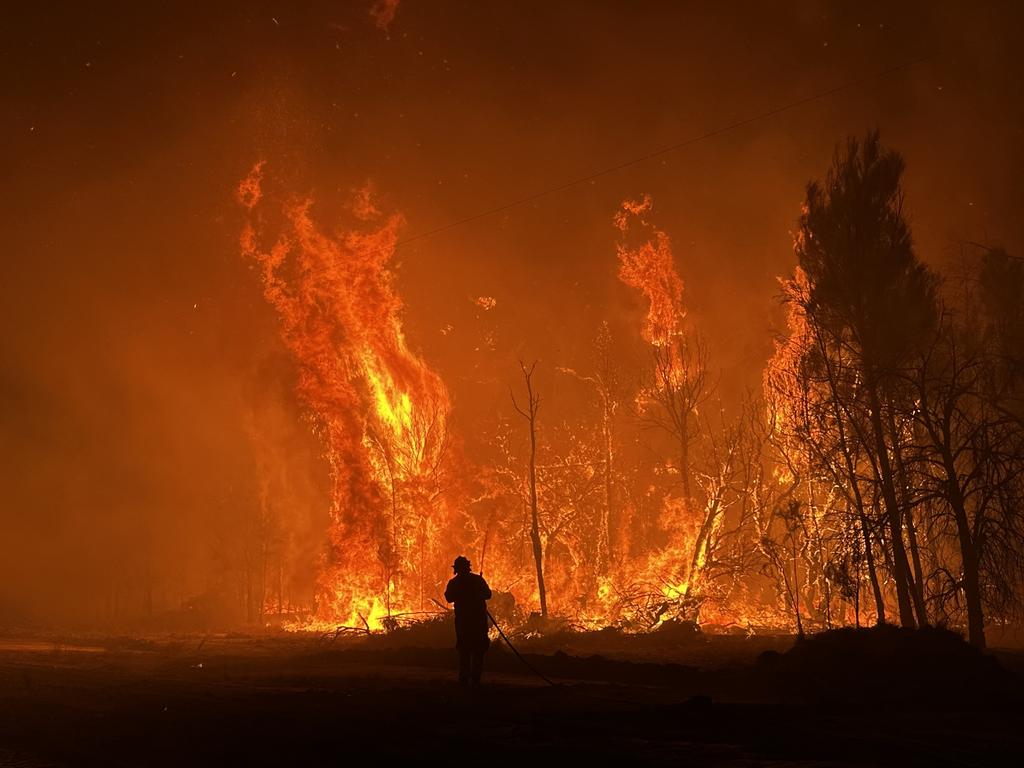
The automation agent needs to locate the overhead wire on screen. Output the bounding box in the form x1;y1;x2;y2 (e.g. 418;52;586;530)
391;53;935;253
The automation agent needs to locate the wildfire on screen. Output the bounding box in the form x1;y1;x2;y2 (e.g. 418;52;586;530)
236;176;798;636
614;194;686;348
764;266;814;436
238;162;453;630
613;194;716;621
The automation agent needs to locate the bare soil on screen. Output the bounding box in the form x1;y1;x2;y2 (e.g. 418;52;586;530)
0;629;1020;767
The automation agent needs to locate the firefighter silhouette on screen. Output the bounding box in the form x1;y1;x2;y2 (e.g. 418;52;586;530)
444;556;492;685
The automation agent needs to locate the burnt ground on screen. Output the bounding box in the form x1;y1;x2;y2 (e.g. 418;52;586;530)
0;629;1021;767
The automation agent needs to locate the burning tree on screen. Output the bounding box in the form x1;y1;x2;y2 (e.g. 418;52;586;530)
228;132;1022;645
238;163;457;629
765;134;1024;645
765;268;889;628
557;321;625;578
615;196;709;517
788;131;938;629
615;194;762;624
510;360;548;618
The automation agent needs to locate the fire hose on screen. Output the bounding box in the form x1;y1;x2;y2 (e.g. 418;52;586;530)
485;612;649;707
484;611;681;710
487;610;558;688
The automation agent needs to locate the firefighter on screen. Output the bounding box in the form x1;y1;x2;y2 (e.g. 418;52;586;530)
443;555;492;685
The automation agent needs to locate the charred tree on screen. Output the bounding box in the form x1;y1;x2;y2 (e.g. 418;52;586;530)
511;361;547;618
816;331;887;624
911;316;1024;649
647;336;710;518
593;322;620;575
557;321;623;576
794;130;938;628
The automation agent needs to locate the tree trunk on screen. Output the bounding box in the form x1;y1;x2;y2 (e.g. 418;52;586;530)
867;385;917;628
886;401;929;626
859;510;887;624
819;340;885;625
515;362;547;618
527;399;547;617
939;451;986;649
683;497;720;605
600;393;614;574
792;529;804;638
961;544;986;650
679;427;692;515
903;506;930;627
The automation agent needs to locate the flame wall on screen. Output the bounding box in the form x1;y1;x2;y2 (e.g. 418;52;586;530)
239;163;456;628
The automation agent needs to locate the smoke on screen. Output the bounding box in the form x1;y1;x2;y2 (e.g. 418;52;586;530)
1;0;1021;629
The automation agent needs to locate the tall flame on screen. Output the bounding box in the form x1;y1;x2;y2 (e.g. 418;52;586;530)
764;266;814;439
614;194;686;348
613;194;706;615
238;162;452;629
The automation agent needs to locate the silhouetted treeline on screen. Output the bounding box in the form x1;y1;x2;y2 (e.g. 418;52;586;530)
475;132;1024;650
764;131;1024;648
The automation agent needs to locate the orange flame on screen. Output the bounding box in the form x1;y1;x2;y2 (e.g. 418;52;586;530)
615;194;686;348
764;266;813;438
239;163;452;629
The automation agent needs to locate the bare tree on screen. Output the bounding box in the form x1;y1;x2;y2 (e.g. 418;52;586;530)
557;321;624;576
641;334;711;517
759;500;806;637
766;269;889;628
910;316;1024;648
511;360;547;618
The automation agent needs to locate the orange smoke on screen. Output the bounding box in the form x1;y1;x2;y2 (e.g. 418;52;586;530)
238;162;453;629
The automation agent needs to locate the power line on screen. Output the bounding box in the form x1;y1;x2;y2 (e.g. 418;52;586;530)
394;53;934;251
958;240;1024;261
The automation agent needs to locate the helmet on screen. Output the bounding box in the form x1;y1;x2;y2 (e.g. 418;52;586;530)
452;556;471;574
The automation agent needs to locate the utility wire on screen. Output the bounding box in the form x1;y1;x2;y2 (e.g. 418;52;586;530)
393;53;934;251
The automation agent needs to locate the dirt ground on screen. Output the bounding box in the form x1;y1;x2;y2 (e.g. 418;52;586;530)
0;632;1021;767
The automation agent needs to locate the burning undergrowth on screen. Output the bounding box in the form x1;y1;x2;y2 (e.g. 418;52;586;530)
237;168;806;636
239;163;457;631
236;134;1024;647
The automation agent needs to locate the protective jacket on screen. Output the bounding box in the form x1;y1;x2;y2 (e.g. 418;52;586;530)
444;572;492;650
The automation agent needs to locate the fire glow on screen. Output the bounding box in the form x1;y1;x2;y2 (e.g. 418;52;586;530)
240;163;453;630
235;136;1022;649
238;167;745;632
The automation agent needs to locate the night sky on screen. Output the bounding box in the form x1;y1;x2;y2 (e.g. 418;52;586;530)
2;0;1022;623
